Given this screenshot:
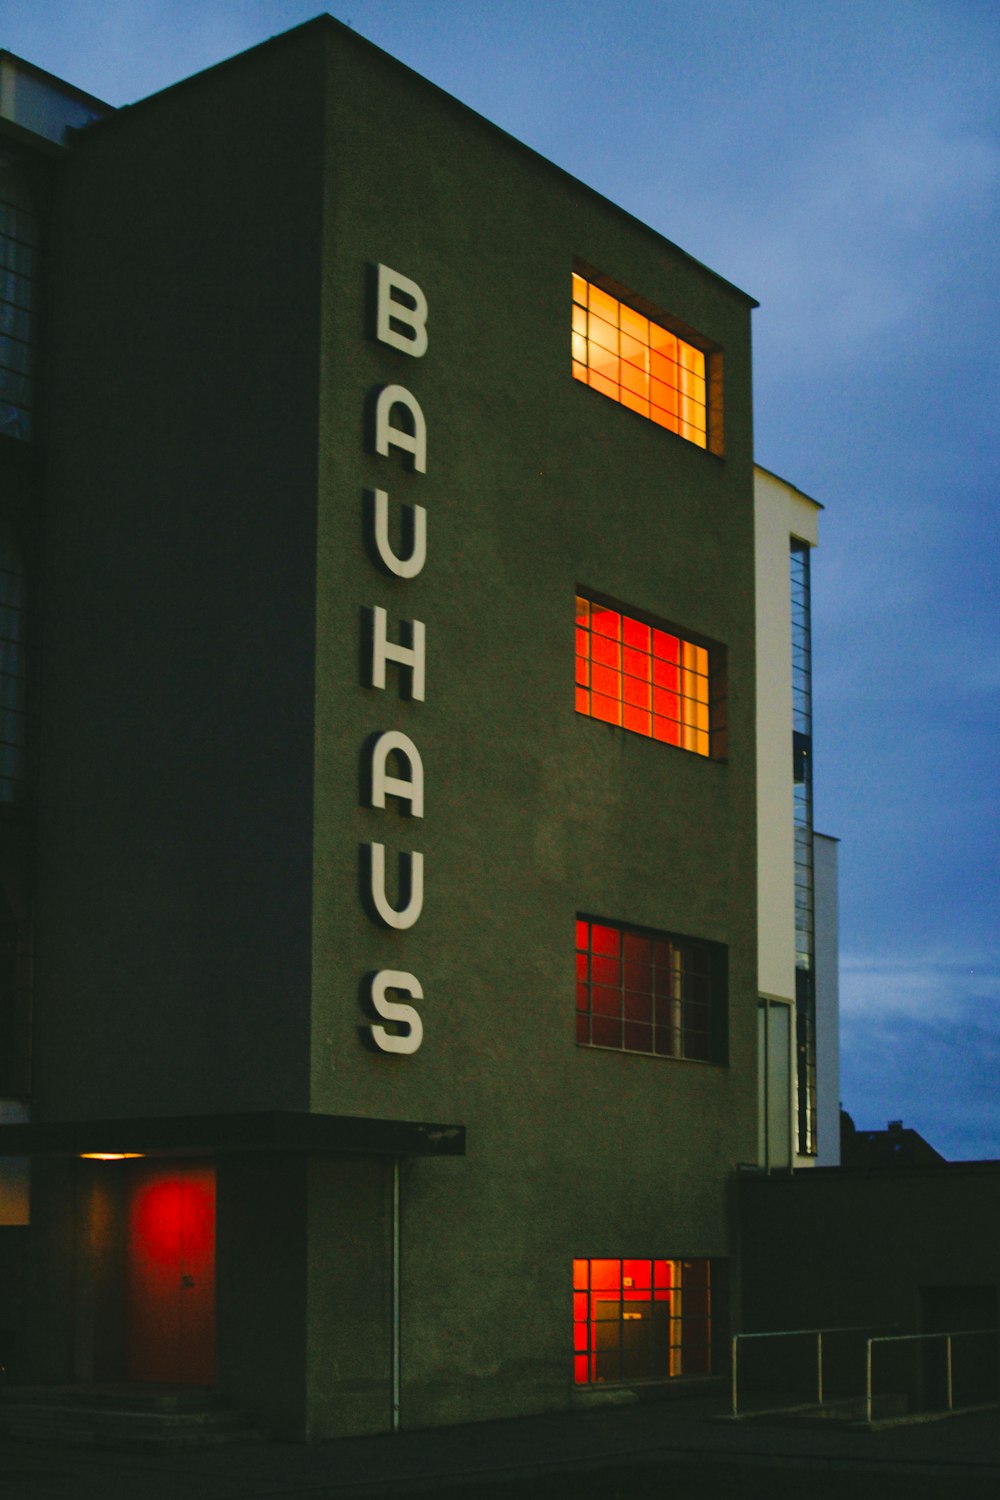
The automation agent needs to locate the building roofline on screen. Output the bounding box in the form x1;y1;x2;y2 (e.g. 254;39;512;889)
754;462;825;512
743;1158;1000;1180
0;49;112;115
74;14;760;311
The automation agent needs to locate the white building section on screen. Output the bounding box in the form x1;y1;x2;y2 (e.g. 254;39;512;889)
754;466;839;1170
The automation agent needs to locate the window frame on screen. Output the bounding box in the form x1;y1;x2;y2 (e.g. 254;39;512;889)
572;1256;713;1386
575;914;728;1065
571;266;723;456
575;591;727;761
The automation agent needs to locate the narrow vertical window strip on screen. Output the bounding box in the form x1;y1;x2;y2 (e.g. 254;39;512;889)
571;274;707;448
791;539;816;1154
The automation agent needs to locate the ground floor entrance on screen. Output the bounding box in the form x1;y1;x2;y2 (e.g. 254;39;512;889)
124;1161;216;1385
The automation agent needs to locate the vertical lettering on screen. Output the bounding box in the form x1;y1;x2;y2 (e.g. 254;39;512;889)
367;843;424;930
374;385;426;473
369;969;424;1055
376;265;428;358
369;731;424;818
370;488;427;579
369;606;426;701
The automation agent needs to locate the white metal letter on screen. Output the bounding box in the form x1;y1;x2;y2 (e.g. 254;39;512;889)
376;266;428;358
368;843;424;930
370;606;426;701
374;385;426;473
370;731;424;818
369;969;424;1055
371;488;427;579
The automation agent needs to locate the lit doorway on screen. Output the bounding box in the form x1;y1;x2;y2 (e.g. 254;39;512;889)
125;1162;216;1385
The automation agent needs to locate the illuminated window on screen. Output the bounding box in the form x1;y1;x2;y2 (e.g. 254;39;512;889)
571;273;708;448
575;596;723;758
576;917;724;1062
573;1258;711;1384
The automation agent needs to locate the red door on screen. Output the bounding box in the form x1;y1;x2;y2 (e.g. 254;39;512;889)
126;1163;216;1385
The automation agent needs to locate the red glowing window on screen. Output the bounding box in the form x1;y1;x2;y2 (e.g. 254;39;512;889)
571;274;710;449
575;596;722;758
572;1257;711;1384
575;917;722;1062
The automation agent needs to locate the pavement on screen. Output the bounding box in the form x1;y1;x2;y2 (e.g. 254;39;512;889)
1;1388;998;1500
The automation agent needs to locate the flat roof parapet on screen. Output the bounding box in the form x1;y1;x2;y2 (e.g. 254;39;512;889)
0;51;111;146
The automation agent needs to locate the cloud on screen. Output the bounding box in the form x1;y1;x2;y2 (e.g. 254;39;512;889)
765;134;995;349
840;952;999;1023
706;108;1000;375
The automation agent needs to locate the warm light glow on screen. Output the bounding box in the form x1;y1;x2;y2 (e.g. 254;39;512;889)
80;1152;144;1160
571;274;707;447
575;596;711;757
576;918;713;1061
572;1257;711;1385
127;1165;216;1386
132;1172;213;1266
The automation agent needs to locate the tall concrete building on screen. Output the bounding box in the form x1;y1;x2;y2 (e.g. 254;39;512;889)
0;18;836;1439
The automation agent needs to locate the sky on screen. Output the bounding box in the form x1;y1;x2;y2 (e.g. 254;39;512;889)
4;0;998;1159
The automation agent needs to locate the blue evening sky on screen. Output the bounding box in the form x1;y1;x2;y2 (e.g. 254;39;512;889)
5;1;998;1158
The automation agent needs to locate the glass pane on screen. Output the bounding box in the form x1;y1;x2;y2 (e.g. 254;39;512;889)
591;633;620;667
623;1259;651;1290
592;1015;622;1047
623;990;651;1022
591;925;621;957
619;388;648;416
588;286;619;324
622;705;651;734
619;305;648;341
590;607;620;640
591;693;621;725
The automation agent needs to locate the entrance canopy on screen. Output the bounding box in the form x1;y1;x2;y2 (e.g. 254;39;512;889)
0;1110;466;1158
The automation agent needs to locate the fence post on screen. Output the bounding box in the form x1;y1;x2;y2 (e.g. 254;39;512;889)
731;1335;739;1419
817;1331;823;1407
946;1335;953;1411
865;1339;873;1425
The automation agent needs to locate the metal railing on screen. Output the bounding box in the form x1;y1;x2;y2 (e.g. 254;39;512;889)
865;1328;999;1425
731;1325;877;1419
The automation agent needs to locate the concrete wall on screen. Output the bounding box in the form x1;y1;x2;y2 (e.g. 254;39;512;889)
305;1157;393;1439
216;1155;310;1439
307;22;758;1425
35;28;325;1118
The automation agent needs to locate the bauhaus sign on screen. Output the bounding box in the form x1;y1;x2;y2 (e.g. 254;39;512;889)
361;264;430;1056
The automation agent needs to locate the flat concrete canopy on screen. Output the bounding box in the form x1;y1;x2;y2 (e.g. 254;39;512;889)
0;1111;466;1157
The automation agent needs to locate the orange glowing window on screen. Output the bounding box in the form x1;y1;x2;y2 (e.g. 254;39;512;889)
572;1257;711;1385
575;917;721;1062
571;274;709;448
575;596;720;758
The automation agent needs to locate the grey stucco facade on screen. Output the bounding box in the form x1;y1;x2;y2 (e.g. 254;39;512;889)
3;18;761;1439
